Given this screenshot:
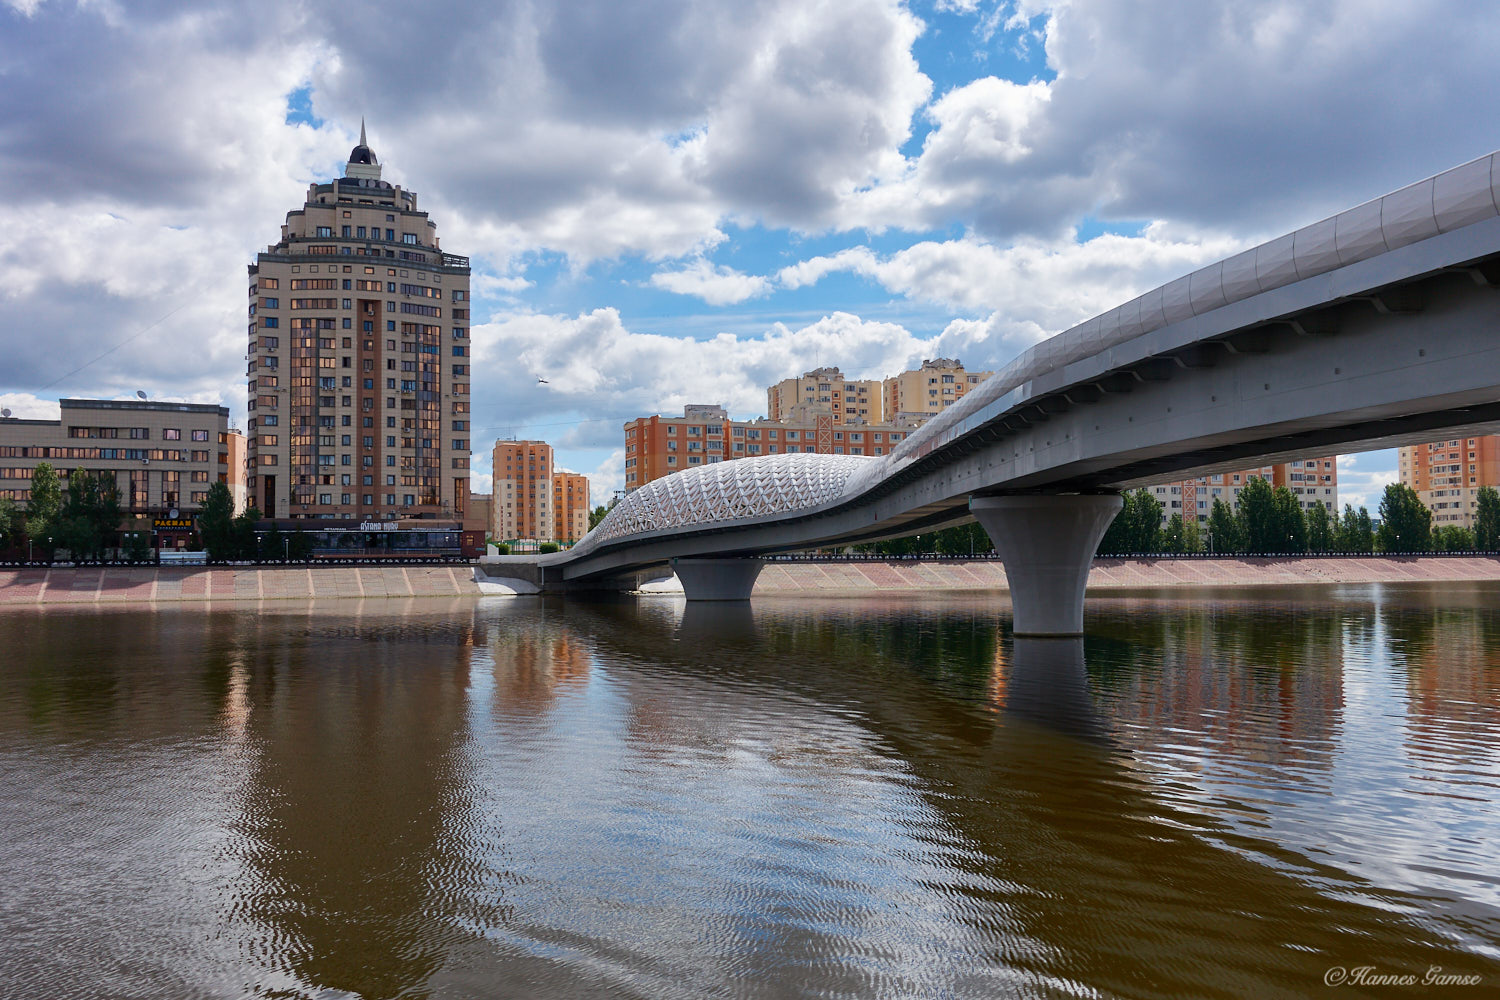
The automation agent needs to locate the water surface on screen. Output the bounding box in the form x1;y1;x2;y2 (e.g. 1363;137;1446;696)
1;584;1497;998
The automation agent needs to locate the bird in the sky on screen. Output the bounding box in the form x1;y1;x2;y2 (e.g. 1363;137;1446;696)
537;377;549;384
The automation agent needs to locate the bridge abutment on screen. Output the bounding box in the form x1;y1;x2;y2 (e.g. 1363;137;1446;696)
670;557;765;601
971;494;1122;636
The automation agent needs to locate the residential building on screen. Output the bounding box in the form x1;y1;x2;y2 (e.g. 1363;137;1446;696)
767;367;882;425
882;358;992;424
553;472;590;544
0;398;240;546
1149;457;1339;526
623;405;913;490
1398;435;1500;529
493;440;554;542
246;122;471;524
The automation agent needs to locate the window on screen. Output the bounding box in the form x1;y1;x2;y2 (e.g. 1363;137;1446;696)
163;428;181;440
315;226;333;237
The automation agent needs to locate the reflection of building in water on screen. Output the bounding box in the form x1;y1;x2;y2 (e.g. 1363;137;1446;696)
1398;612;1500;767
226;609;484;998
489;627;591;708
1098;612;1345;784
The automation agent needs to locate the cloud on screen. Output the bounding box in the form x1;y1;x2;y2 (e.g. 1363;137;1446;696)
650;259;771;305
776;227;1243;326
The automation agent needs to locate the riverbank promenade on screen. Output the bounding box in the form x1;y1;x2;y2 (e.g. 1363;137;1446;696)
2;556;1499;606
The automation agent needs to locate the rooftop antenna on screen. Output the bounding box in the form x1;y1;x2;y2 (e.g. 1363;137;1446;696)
1;408;10;418
136;390;148;401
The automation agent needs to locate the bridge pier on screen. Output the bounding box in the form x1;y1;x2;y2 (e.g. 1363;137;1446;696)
670;557;765;601
971;494;1122;636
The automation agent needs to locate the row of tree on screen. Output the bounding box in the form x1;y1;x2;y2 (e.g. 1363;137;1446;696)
1100;480;1500;555
0;463;134;560
197;482;315;562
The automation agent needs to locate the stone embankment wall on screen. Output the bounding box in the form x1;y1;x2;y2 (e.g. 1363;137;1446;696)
754;556;1500;594
2;557;1499;607
0;565;480;606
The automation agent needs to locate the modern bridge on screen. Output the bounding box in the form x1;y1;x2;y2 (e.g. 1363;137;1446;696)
499;150;1500;634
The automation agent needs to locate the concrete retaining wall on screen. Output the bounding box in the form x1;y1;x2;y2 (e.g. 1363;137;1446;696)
0;565;481;606
2;557;1498;607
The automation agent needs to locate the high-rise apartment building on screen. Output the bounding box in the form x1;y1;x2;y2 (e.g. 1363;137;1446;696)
553;472;590;543
882;358;991;423
1149;456;1339;525
623;405;913;490
493;440;554;542
246;124;471;523
1398;435;1500;529
767;368;882;425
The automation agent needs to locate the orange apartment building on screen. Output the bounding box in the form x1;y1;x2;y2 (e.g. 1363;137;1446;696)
1398;435;1500;529
552;472;590;543
882;358;992;423
624;405;913;491
766;368;882;425
492;440;554;542
1149;457;1338;525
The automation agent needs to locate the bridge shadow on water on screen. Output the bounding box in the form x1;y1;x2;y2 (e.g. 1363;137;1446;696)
569;592;1500;997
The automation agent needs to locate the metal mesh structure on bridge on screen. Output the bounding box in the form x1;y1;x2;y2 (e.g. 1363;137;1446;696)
584;453;874;548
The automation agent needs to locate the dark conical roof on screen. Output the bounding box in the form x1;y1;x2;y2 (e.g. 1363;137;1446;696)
348;118;377;165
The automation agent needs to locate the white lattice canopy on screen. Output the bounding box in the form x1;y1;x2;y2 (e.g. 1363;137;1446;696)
582;453;874;549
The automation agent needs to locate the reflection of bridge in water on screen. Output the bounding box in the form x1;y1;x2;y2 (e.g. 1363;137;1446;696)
503;151;1500;634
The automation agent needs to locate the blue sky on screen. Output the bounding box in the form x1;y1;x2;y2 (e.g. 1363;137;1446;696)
5;0;1500;510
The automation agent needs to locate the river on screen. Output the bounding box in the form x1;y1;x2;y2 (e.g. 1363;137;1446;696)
1;584;1497;998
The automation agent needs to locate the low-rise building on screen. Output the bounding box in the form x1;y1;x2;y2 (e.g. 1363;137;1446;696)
0;398;242;547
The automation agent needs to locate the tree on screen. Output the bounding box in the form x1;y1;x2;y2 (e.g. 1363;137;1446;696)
231;507;262;561
258;521;284;562
1475;486;1500;552
287;524;314;561
1270;486;1308;553
1433;525;1475;552
1236;477;1278;553
1181;516;1204;553
1305;501;1334;552
1337;504;1374;553
1376;483;1431;552
25;461;63;553
1097;489;1162;555
198;482;237;561
1207;497;1242;554
0;496;22;550
55;470;122;560
1162;514;1189;554
588;505;610;531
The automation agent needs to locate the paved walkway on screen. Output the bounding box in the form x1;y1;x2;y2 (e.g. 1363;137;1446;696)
2;557;1498;606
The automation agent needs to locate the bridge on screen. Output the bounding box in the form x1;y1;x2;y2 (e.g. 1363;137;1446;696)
497;150;1500;634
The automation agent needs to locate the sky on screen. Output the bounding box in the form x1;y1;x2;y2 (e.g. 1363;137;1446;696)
3;0;1500;511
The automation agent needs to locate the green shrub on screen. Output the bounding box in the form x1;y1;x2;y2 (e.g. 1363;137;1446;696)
538;542;560;554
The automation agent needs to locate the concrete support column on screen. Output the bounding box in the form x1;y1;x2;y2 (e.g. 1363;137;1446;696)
671;557;765;601
971;494;1122;636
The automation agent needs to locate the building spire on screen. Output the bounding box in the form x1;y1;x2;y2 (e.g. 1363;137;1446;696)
359;117;367;147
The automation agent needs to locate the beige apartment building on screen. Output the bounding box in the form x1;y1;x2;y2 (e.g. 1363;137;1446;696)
1149;457;1339;525
624;404;914;490
493;440;555;542
246;124;471;524
882;358;992;423
1399;435;1500;529
767;368;882;425
553;472;590;544
1;398;244;543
